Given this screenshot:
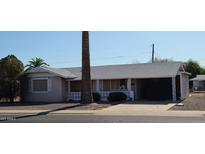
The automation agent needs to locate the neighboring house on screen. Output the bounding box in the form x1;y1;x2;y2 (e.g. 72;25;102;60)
23;62;190;103
190;75;205;91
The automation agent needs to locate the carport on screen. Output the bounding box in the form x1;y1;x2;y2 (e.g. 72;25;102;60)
131;72;189;102
139;78;172;100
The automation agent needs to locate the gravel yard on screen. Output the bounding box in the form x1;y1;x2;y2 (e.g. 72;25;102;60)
170;92;205;111
0;102;111;111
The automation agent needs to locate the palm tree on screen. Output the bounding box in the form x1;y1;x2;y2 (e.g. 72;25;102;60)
81;31;93;104
25;57;49;70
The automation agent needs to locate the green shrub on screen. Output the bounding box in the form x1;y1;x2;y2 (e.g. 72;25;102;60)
93;92;101;102
107;92;127;102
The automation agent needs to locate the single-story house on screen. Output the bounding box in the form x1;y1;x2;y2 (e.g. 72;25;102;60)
22;62;190;102
190;75;205;91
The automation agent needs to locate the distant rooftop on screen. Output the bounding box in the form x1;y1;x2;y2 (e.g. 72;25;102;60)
190;75;205;81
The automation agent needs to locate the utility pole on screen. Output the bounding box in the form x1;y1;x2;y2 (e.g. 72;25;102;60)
152;43;155;63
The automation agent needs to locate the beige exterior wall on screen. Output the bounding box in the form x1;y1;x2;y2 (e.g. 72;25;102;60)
24;76;65;102
180;73;189;100
61;79;67;101
24;73;189;102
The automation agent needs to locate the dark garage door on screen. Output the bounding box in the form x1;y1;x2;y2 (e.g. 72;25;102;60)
140;78;172;100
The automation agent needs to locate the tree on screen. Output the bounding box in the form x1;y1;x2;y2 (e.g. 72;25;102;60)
183;59;203;79
25;57;49;70
149;57;174;63
200;68;205;74
0;55;24;102
81;31;93;104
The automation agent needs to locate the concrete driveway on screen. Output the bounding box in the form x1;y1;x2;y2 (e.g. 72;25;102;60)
95;103;205;117
101;103;174;112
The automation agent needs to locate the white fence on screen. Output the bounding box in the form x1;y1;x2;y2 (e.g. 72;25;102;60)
67;92;81;101
67;91;134;101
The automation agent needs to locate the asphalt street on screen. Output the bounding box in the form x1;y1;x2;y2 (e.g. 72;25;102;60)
1;113;205;123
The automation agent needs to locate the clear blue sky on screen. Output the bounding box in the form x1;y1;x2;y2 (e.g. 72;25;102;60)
0;31;205;68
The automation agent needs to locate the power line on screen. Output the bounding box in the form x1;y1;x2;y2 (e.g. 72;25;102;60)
48;52;150;65
48;56;124;64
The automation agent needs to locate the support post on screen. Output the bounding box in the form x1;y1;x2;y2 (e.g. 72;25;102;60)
68;80;71;93
96;80;100;92
180;73;183;100
127;79;134;101
172;77;176;101
127;78;132;91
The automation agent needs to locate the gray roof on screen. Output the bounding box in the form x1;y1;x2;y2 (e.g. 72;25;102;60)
26;62;185;80
190;75;205;81
26;67;76;79
64;62;183;80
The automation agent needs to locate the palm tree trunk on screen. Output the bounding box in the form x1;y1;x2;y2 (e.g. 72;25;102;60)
81;31;93;104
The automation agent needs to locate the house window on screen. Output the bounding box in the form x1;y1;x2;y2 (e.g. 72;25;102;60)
110;79;127;90
70;81;81;92
111;80;120;90
92;80;96;92
120;79;127;89
32;78;48;92
103;80;111;91
99;80;103;91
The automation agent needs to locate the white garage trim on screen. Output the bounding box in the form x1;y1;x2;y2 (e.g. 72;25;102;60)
172;77;176;101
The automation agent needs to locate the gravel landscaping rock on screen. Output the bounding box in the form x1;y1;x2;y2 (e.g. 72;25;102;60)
170;93;205;111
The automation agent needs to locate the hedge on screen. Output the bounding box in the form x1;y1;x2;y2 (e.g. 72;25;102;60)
93;92;101;102
107;92;127;102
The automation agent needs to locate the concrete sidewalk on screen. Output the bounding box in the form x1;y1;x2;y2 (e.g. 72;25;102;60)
0;103;205;117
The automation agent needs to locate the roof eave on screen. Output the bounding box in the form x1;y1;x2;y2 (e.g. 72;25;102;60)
25;67;77;79
181;72;191;76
